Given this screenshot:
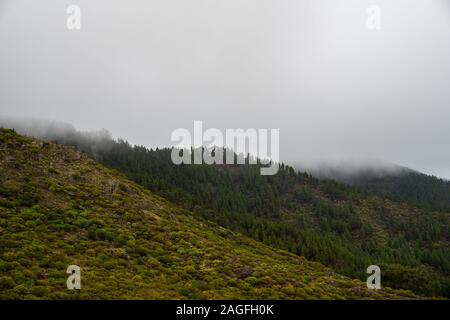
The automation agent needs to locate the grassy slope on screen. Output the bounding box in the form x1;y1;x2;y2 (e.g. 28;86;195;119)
0;128;418;299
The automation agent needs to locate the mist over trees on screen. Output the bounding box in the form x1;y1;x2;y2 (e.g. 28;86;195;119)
297;160;450;212
1;117;449;297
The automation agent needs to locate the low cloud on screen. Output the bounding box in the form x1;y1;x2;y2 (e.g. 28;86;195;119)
0;0;449;178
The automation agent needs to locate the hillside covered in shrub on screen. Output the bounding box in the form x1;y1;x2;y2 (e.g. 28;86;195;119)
0;128;421;299
30;127;450;298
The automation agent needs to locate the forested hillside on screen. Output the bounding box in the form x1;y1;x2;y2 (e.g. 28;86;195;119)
31;129;450;298
0;128;418;299
348;171;450;212
297;163;450;212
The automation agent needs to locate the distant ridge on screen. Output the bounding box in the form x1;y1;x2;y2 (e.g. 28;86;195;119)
293;161;450;212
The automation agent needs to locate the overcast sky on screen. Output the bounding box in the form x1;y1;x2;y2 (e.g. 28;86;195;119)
1;0;450;178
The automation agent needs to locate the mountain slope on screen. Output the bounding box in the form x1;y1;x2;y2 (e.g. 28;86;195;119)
0;128;418;299
294;161;450;212
347;171;450;212
27;128;449;297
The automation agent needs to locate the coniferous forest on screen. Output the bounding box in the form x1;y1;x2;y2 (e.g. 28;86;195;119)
38;131;450;298
2;0;450;308
0;128;425;300
347;172;450;212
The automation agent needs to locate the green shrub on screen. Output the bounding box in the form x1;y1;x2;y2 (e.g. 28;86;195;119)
0;276;16;289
